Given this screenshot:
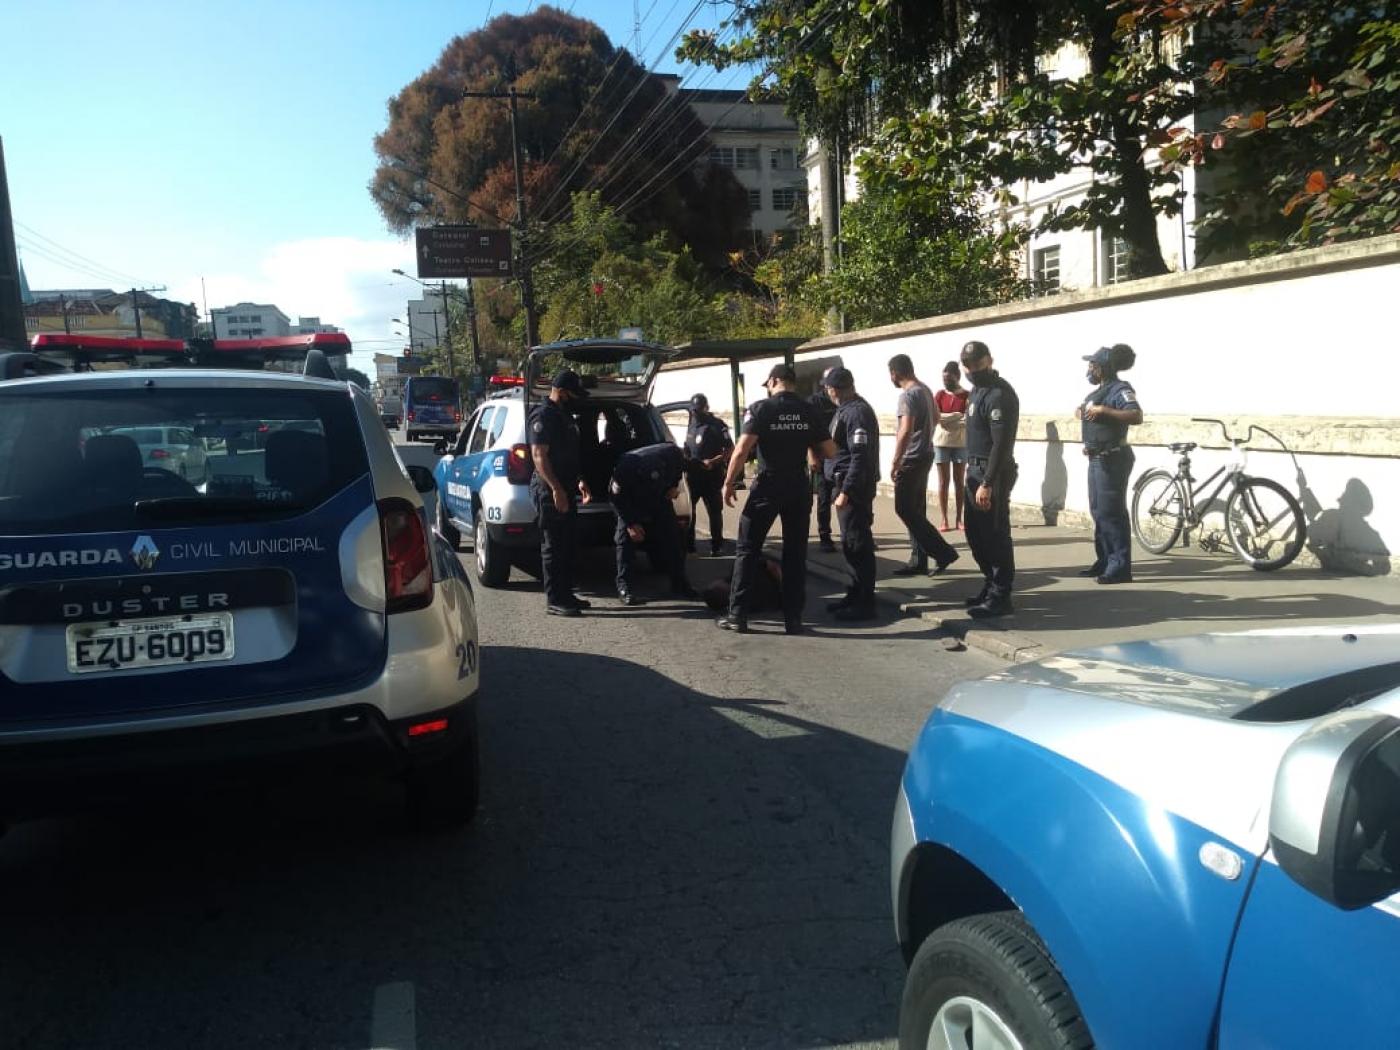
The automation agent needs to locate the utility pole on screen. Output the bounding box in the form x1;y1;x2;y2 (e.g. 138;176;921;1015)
440;281;456;380
465;277;482;374
462;86;538;349
0;136;26;351
128;285;166;339
59;292;70;334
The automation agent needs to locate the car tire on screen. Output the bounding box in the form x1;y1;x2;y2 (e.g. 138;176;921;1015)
438;500;462;551
899;911;1094;1050
474;515;510;588
405;732;479;831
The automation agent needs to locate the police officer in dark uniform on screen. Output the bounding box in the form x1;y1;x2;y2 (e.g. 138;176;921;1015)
807;371;839;553
960;341;1020;618
1076;344;1143;584
822;367;882;621
717;363;838;634
611;442;699;605
683;394;733;556
528;370;593;617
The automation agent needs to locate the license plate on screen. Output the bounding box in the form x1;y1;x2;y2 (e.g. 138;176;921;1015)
66;613;235;674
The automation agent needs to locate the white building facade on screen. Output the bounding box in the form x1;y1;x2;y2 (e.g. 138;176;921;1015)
212;302;292;339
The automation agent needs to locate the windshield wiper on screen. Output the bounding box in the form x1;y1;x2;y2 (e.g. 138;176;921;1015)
134;497;308;521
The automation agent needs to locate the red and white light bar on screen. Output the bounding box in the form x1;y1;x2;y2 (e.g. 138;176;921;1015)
209;332;352;358
487;374;525;387
31;333;187;356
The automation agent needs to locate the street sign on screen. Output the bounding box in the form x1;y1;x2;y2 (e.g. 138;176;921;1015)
415;226;513;279
618;327;644;341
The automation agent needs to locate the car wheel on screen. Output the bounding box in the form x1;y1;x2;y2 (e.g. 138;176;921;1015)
438;500;462;551
474;515;510;587
899;911;1094;1050
405;732;479;831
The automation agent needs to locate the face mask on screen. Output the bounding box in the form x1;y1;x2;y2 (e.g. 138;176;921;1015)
943;376;959;391
1086;369;1099;385
967;369;995;388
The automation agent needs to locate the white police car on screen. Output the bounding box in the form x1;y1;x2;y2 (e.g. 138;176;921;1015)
0;334;482;832
434;339;690;586
892;624;1400;1048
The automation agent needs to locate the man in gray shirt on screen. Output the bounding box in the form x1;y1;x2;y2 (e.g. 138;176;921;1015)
889;354;959;576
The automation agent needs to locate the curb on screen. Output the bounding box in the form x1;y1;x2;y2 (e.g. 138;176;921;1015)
804;556;1046;663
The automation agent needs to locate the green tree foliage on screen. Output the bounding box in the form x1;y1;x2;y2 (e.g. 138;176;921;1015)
1128;0;1400;253
370;6;750;267
343;367;371;391
682;1;1205;278
819;182;1029;329
533;192;715;345
718;228;826;339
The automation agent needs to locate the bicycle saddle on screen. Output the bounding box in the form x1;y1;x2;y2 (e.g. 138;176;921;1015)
1169;442;1197;453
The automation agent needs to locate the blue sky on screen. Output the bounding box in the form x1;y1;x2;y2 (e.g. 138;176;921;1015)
1;0;739;370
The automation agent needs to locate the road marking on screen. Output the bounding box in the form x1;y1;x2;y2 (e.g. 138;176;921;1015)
370;981;417;1050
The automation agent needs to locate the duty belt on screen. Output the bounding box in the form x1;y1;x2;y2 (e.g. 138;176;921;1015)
1084;445;1126;458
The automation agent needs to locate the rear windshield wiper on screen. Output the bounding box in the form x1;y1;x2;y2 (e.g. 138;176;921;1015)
134;497;308;521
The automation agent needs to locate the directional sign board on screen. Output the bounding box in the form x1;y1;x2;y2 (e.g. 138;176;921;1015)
415;226;513;279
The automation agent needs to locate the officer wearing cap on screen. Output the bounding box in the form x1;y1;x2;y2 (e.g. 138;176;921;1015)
683;393;733;556
960;340;1020;618
528;370;593;617
807;371;839;553
717;363;838;634
610;442;699;606
822;367;882;621
1075;344;1143;584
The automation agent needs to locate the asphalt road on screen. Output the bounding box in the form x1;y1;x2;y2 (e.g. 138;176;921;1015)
0;438;1000;1050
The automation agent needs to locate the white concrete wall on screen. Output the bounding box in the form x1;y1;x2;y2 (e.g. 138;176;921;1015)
656;237;1400;574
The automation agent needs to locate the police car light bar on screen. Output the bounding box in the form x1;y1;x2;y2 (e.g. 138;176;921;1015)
209;332;352;358
31;333;188;355
487;374;525;387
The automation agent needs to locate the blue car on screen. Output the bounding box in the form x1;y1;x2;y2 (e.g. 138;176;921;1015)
892;626;1400;1049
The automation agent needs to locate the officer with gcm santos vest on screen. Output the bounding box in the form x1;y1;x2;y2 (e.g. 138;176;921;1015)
717;364;837;635
960;341;1020;619
1076;344;1143;584
822;367;882;622
528;370;593;618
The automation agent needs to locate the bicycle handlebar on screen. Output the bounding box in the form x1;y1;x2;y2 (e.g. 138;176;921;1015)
1190;417;1303;471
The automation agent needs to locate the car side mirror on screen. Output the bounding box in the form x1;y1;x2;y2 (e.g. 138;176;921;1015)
1270;710;1400;910
406;464;437;494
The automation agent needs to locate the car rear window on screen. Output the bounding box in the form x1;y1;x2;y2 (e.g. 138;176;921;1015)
0;386;370;533
409;378;457;402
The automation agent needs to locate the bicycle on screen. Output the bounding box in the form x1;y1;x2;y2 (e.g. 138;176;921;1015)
1131;417;1307;571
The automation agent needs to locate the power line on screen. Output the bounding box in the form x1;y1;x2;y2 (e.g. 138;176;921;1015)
14;237;150;290
530;0;699;222
14;222;152;286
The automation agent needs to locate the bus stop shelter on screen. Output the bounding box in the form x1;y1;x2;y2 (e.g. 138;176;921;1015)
668;338;823;434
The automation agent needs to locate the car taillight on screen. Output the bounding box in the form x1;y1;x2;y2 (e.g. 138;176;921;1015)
453;409;462;423
150;448;170;459
407;409;416;422
505;444;534;485
378;499;432;613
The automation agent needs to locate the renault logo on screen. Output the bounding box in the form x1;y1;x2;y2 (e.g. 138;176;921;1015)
130;535;161;571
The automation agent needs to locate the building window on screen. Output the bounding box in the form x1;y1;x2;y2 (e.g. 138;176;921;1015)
747;189;762;211
770;147;797;171
772;187;798;211
734;147;759;170
1104;235;1132;285
250;313;262;323
1033;245;1061;294
709;146;735;168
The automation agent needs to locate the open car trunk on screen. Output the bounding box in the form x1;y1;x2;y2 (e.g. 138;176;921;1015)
525;339;676;408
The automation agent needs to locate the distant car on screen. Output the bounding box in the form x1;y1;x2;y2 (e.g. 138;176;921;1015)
892;626;1400;1049
379;396;402;429
433;340;691;587
0;338;482;832
107;425;209;485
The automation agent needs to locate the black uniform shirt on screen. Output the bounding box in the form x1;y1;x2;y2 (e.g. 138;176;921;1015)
827;395;881;496
684;413;733;463
741;392;823;477
966;373;1020;486
611;442;685;523
807;390;836;439
1080;379;1139;451
527;398;581;490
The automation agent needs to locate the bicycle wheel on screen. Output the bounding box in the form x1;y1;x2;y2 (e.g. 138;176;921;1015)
1225;477;1307;571
1131;470;1186;554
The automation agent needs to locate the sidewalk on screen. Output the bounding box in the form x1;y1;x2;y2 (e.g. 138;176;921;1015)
800;489;1400;663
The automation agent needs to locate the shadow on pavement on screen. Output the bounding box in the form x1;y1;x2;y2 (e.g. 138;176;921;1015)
0;647;908;1050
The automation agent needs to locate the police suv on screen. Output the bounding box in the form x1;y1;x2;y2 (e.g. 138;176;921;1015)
892;625;1400;1048
0;333;481;831
433;339;690;586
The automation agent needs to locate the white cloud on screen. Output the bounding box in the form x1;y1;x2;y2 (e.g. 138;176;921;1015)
169;236;419;374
